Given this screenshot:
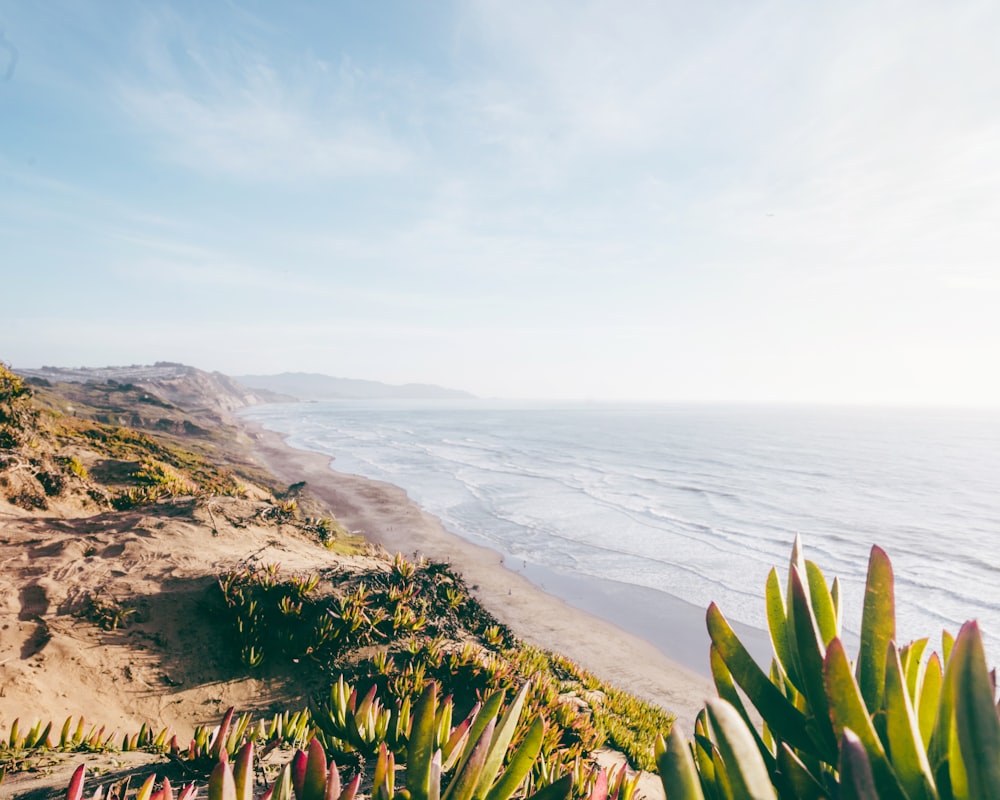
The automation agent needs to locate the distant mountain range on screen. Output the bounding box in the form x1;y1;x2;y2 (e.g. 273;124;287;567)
14;362;281;414
235;372;475;401
13;363;475;405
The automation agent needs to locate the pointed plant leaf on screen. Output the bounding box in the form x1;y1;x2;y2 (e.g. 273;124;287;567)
136;775;157;800
485;715;544;800
824;638;908;800
234;743;254;800
656;727;705;800
271;766;294;800
775;743;827;800
212;708;236;761
588;769;608;800
692;731;716;791
901;638;929;702
339;775;362;800
67;764;86;800
429;750;442;800
442;719;496;800
709;645;775;772
448;692;504;788
883;642;935;800
302;739;328;800
705;699;778;800
325;761;342;800
942;630;955;666
832;577;842;633
918;651;943;748
373;744;389;796
209;761;238;800
765;567;795;690
443;713;475;772
291;751;308;800
953;621;1000;799
409;683;440;800
707;603;814;753
475;682;531;800
857;547;895;715
805;560;839;646
789;567;838;759
710;739;734;800
839;730;878;800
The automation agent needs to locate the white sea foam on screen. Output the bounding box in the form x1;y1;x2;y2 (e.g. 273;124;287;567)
243;401;1000;667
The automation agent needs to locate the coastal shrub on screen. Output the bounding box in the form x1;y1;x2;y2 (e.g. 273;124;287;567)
78;590;140;631
57;688;578;800
0;362;37;449
657;537;1000;799
62;455;89;479
218;557;668;773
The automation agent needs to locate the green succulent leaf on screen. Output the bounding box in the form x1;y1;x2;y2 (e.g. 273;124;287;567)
693;730;717;795
706;602;814;753
765;568;794;686
475;682;531;800
917;652;943;748
857;546;895;716
709;646;775;773
953;621;1000;799
656;727;705;800
788;567;838;759
442;718;496;800
901;638;929;702
485;714;543;800
883;643;936;800
805;560;839;647
409;683;440;800
233;743;254;800
705;699;778;800
774;743;828;800
449;692;504;783
824;638;908;800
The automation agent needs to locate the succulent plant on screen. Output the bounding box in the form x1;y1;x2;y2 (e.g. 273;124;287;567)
657;537;1000;799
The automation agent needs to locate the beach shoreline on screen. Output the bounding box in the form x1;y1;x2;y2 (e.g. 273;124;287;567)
241;416;725;733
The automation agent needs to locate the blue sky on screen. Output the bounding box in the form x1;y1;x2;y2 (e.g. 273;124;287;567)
2;1;1000;404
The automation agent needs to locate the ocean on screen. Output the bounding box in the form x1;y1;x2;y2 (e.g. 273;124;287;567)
240;401;1000;674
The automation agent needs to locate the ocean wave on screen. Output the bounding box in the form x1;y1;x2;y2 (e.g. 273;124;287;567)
241;402;1000;662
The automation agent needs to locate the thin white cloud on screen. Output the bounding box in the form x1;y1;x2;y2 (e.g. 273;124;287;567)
119;85;410;180
116;11;411;181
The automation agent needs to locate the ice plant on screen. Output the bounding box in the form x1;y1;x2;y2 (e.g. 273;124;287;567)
657;537;1000;799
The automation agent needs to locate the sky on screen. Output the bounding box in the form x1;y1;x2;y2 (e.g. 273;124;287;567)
2;1;1000;404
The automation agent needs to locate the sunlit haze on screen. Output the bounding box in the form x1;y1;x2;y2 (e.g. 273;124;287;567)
3;2;1000;405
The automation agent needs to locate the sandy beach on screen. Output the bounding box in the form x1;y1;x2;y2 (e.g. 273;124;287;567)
244;421;717;734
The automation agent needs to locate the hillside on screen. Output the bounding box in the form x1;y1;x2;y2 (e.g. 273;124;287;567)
14;362;280;415
0;363;670;799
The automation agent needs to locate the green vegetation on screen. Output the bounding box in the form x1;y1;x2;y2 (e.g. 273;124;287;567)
218;556;671;773
77;590;139;631
656;537;1000;799
0;362;38;449
53;688;625;800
